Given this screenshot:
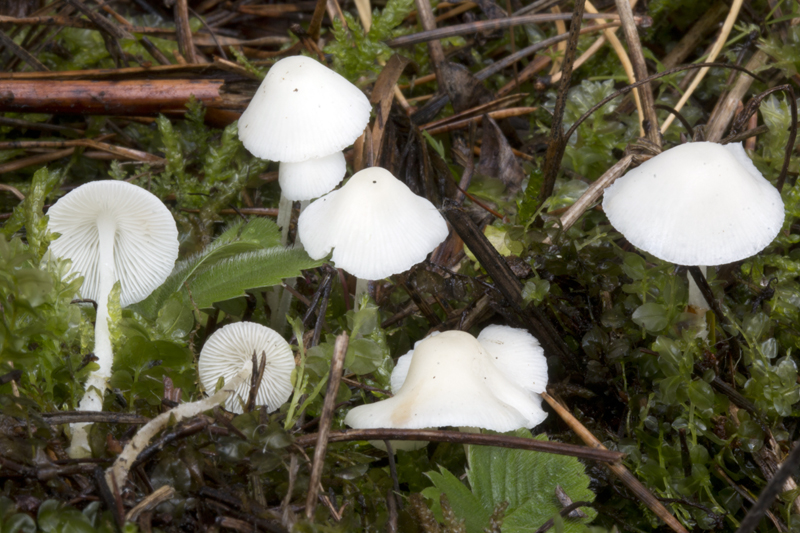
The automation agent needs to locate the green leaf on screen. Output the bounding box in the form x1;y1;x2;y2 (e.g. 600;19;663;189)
344;338;384;375
632;302;669;332
426;468;491;533
186;247;324;309
467;431;596;533
132;218;282;319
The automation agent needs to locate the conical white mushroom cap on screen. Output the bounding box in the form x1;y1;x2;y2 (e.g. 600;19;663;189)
198;322;294;414
238;55;371;163
278;151;346;201
298;167;449;280
47;180;179;307
602;142;784;266
345;331;546;431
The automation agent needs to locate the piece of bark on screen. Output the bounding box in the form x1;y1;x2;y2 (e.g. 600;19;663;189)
476;115;525;192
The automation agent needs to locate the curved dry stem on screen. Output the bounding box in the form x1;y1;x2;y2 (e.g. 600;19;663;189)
106;367;250;489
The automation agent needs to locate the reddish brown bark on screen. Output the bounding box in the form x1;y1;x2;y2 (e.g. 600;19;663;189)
0;79;232;116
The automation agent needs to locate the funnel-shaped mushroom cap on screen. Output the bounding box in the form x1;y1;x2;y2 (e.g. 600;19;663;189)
198;322;294;414
345;331;546;431
602;142;784;266
47;180;179;307
298;167;449;280
238;55;371;163
278;151;346;201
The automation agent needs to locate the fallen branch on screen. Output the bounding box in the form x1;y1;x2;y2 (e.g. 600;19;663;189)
293;428;624;463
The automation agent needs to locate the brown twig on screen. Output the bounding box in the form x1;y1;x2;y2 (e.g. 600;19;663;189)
294;428;625;462
0;28;48;71
614;0;659;146
542;392;688;533
305;334;349;520
539;0;587;202
388;12;629;47
543;155;633;244
173;0;197;64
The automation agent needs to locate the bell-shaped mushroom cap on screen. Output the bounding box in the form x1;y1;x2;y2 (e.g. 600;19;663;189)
238;55;371;163
602;142;784;266
345;331;547;432
47;180;179;307
278;151;346;201
198;322;294;414
298;167;449;280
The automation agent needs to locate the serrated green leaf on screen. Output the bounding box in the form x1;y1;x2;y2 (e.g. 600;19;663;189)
468;431;596;533
186;247;324;309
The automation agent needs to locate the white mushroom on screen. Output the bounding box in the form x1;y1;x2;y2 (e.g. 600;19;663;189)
297;167;449;281
198;321;295;414
238;55;371;201
602;142;784;307
345;329;548;432
47;180;179;457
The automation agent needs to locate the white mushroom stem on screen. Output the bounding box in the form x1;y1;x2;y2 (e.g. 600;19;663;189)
69;218;117;458
106;367;250;490
687;265;709;310
354;278;369;305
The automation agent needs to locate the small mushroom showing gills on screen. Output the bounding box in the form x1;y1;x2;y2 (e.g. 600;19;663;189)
345;328;548;432
602;142;784;308
238;55;371;201
297;167;449;281
47;180;179;457
198;322;295;414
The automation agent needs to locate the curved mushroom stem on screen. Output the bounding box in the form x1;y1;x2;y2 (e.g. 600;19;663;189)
106;366;250;490
69;219;118;458
687;265;709;310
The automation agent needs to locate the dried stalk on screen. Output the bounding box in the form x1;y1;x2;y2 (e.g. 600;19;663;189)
305;334;349;519
542;392;689;533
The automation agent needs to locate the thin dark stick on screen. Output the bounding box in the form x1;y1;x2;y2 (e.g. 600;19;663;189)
305;334;349;519
654;104;694;137
475;22;620;81
174;0;197;63
0;29;48;71
246;350;267;413
735;440;800;533
388;12;626;47
533;501;593;533
443;202;574;367
384;441;402;510
294;428;624;463
539;0;587;202
564;62;764;144
42;411;149;424
307;0;329;42
615;0;660;146
311;277;333;347
302;270;334;328
687;267;728;327
63;0;133;40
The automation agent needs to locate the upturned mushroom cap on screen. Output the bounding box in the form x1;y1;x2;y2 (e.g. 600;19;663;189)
278;151;346;201
345;330;547;432
198;322;294;414
602;142;784;266
297;167;449;280
238;55;371;163
47;180;179;307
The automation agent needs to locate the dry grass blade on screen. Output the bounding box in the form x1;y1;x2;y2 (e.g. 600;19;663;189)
660;0;744;133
